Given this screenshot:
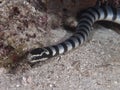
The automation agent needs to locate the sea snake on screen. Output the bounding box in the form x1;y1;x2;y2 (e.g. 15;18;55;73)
26;6;120;63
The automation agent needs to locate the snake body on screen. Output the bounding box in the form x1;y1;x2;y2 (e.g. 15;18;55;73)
27;6;120;63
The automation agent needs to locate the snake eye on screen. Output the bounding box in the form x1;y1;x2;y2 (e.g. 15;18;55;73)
43;48;49;55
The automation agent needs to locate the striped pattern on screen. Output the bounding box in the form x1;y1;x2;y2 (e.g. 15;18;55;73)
27;6;120;63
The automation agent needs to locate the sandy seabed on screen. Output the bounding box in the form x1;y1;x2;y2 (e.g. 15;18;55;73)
0;0;120;90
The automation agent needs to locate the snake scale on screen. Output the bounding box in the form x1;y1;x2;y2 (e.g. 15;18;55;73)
26;5;120;63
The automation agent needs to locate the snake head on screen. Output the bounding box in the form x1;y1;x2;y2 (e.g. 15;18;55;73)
27;48;50;63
